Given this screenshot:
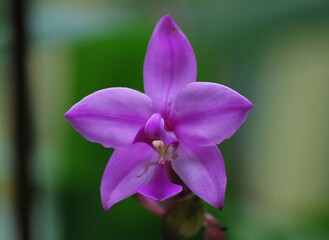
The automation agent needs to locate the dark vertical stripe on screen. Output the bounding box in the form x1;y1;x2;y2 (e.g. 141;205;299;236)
10;0;33;239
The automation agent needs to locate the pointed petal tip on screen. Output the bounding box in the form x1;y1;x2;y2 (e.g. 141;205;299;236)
156;14;179;33
100;187;121;212
100;190;111;212
249;102;254;109
101;198;115;212
64;106;80;120
159;14;174;23
64;110;71;119
201;194;225;210
235;89;253;110
196;189;226;210
64;109;77;125
244;98;254;110
214;199;225;210
102;201;110;212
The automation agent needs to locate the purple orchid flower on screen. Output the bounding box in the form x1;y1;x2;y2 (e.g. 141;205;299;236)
65;15;253;211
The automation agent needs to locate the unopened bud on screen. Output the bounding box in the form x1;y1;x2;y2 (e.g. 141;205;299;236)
163;195;205;239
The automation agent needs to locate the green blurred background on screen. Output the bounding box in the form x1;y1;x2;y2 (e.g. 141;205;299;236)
1;0;329;239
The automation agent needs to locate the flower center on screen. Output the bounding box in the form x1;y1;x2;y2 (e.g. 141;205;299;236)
134;112;179;149
133;112;179;167
152;140;178;163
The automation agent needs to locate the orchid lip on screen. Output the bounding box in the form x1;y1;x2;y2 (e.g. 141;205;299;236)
136;162;183;201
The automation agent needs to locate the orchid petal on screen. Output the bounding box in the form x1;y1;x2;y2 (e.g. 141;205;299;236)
101;143;158;211
172;144;227;209
144;15;197;115
65;88;154;148
171;82;253;146
137;163;182;201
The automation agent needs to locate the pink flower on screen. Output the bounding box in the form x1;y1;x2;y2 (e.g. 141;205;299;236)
65;15;253;211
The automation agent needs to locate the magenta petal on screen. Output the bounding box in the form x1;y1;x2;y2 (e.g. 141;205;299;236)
101;143;158;211
65;88;154;148
171;82;253;146
172;144;227;209
137;163;182;201
144;15;197;115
